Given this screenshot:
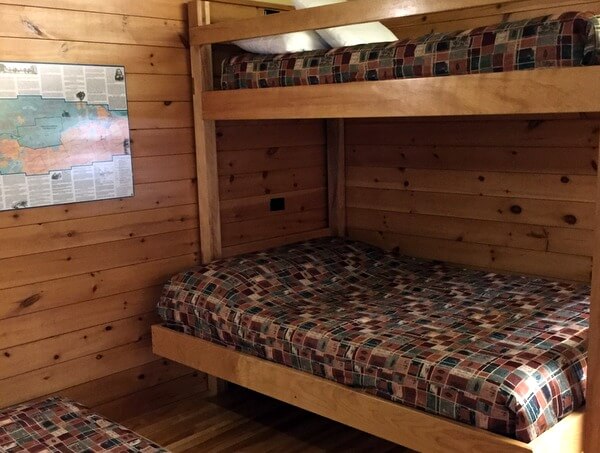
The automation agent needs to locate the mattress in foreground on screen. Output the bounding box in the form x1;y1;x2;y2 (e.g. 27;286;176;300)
0;397;166;452
158;238;589;442
222;11;600;89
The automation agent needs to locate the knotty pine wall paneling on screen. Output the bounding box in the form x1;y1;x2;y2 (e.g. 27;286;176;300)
217;120;330;257
346;117;597;282
0;0;206;414
0;0;324;414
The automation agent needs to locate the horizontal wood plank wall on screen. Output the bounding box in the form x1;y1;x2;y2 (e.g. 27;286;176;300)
0;0;207;411
217;120;330;257
346;117;597;282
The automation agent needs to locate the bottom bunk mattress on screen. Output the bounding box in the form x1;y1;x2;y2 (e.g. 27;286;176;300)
157;238;589;442
0;397;165;452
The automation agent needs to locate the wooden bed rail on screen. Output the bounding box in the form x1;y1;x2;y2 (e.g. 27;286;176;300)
152;325;584;453
190;0;580;45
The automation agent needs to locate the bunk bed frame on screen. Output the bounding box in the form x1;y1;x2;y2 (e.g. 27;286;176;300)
152;0;600;451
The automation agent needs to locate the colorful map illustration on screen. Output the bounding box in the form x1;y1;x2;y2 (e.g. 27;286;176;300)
0;98;130;176
0;62;133;211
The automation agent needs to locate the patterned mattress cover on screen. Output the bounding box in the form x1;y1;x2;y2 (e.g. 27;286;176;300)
0;397;166;452
158;238;589;442
221;11;600;89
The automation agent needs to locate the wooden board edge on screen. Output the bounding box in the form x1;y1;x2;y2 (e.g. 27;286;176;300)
203;67;600;120
190;1;223;264
327;119;346;237
583;132;600;451
151;325;538;453
190;0;559;44
206;0;292;11
530;408;584;453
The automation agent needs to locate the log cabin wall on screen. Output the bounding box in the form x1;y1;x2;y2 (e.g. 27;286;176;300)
0;0;205;416
345;0;600;284
0;0;315;415
346;117;597;283
217;120;329;257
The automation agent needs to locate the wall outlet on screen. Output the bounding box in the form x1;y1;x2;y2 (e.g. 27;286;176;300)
270;197;285;212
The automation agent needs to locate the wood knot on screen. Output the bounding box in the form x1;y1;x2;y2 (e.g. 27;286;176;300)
22;18;45;37
20;294;41;308
563;215;577;225
560;176;570;184
510;205;522;214
527;119;543;130
527;230;548;239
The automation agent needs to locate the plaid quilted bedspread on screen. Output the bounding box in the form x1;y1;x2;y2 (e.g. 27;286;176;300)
158;238;589;442
0;397;166;452
221;11;600;89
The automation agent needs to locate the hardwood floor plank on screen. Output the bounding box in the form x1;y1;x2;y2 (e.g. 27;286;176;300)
117;386;412;452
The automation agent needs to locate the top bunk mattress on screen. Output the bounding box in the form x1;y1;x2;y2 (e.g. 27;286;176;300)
221;12;600;89
157;238;589;443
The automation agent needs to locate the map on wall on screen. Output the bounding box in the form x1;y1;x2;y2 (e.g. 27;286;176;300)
0;61;133;211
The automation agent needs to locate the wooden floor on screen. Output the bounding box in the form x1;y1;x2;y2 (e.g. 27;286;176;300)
118;385;412;452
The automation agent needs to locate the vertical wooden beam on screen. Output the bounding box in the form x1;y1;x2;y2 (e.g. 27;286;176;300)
189;0;222;265
327;119;345;237
585;134;600;452
188;0;226;396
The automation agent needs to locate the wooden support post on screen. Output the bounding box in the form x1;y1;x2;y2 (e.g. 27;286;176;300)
189;0;222;265
585;137;600;452
327;119;345;237
188;0;226;396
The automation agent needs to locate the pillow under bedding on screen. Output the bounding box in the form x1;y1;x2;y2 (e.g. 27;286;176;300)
234;31;329;54
292;0;398;46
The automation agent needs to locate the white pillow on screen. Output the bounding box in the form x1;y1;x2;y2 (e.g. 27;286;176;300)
293;0;398;47
234;31;328;54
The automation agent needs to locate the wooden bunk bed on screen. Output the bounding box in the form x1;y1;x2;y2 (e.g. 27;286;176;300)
152;0;600;451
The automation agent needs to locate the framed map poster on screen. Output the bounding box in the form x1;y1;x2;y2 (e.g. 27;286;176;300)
0;61;133;211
